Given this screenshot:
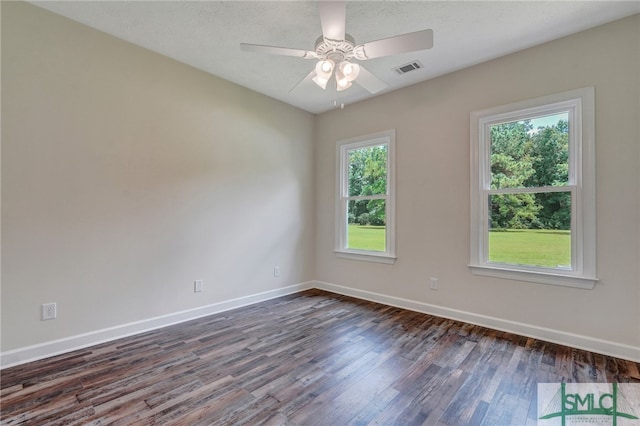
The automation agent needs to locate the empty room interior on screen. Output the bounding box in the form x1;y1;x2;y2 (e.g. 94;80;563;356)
2;1;640;424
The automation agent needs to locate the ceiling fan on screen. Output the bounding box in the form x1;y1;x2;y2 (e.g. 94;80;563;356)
240;1;433;94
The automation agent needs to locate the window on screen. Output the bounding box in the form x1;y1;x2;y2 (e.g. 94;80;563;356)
470;87;596;288
335;129;396;264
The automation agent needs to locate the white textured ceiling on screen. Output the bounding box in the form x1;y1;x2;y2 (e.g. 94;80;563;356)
30;1;640;114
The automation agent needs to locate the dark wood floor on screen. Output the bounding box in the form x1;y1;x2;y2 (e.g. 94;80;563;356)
1;289;639;425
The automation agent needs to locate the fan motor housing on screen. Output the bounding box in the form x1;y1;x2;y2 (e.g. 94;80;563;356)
314;34;356;60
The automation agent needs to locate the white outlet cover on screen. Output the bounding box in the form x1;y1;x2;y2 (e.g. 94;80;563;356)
430;278;438;290
194;280;203;292
42;303;57;320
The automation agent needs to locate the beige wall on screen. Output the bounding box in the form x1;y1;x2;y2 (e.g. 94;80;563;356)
1;2;315;351
315;15;640;349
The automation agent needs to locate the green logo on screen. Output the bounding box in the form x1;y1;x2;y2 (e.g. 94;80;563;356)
539;383;639;425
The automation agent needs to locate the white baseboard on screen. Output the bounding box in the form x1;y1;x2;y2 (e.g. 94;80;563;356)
0;282;314;369
312;280;640;363
3;280;638;368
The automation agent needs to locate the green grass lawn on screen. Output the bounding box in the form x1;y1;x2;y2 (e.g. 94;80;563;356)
348;225;571;268
489;229;571;268
348;224;386;251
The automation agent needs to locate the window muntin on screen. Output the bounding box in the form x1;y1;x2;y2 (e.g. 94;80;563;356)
336;130;395;263
470;88;596;288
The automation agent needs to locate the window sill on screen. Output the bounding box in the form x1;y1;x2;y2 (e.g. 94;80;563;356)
335;250;396;264
469;264;597;289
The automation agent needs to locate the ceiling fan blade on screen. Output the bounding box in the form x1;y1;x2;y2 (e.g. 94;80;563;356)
355;65;387;94
289;69;317;93
318;1;346;41
355;29;433;60
241;43;317;58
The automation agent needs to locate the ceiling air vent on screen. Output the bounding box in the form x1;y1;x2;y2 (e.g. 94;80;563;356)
394;61;423;75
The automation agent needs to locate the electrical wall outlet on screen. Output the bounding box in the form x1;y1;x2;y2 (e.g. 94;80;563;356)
194;280;203;293
273;266;280;277
430;277;439;290
42;303;57;321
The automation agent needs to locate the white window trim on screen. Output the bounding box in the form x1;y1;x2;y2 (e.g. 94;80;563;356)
335;129;396;264
469;87;597;289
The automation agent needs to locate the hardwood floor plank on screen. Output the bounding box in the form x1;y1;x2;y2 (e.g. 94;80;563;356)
2;289;639;425
288;349;402;425
346;386;400;426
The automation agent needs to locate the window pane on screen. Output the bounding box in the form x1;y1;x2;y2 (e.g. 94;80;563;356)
490;112;569;189
347;199;386;251
348;144;387;196
488;192;571;268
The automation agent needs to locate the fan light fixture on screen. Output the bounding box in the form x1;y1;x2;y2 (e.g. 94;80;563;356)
312;59;334;89
241;2;434;96
339;61;360;80
312;59;360;91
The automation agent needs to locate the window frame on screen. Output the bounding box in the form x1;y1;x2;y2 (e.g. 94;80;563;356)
335;129;396;264
469;87;597;289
